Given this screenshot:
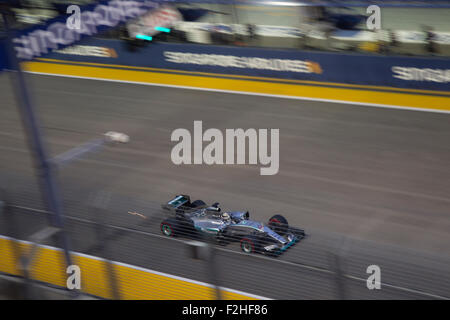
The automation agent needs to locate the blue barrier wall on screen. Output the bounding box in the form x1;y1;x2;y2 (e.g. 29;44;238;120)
44;38;450;92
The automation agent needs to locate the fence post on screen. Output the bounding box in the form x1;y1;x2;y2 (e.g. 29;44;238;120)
186;239;222;300
208;244;222;300
0;189;35;299
330;252;347;299
1;11;75;294
91;191;121;300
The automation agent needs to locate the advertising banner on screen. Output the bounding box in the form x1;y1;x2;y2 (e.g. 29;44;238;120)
44;38;450;91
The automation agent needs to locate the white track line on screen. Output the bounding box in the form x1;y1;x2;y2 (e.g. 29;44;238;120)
25;71;450;114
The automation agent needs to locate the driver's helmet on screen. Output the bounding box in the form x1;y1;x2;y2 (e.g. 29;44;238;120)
222;212;231;222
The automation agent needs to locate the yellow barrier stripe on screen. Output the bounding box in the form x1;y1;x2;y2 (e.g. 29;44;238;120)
0;236;263;300
23;61;450;112
34;58;450;96
0;236;21;276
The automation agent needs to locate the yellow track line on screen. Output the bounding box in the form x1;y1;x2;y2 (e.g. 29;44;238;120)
35;58;450;96
23;61;450;112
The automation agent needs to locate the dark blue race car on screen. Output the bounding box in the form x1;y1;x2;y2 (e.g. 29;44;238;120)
160;195;306;256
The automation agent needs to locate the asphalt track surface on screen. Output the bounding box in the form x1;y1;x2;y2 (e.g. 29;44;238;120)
1;73;450;299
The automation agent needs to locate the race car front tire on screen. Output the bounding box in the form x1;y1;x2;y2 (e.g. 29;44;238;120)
268;214;289;236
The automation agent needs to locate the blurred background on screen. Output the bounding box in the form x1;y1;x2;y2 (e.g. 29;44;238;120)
0;0;449;300
2;0;450;55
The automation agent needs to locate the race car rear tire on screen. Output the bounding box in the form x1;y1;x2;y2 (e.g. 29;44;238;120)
268;214;289;236
161;219;178;237
191;200;206;208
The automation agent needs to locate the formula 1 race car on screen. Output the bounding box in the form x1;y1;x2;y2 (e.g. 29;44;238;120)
160;195;306;256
